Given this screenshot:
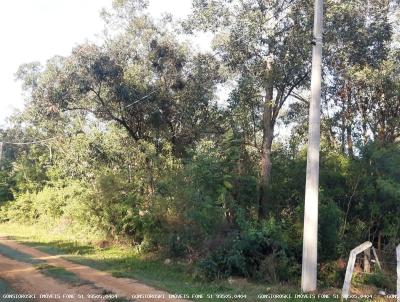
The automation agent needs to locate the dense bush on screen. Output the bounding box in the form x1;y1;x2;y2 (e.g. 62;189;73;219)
0;192;38;223
0;182;88;225
319;260;346;287
365;270;396;291
198;217;300;282
318;197;342;261
0;126;399;287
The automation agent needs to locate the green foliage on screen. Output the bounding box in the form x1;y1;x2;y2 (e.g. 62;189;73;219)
364;270;396;291
0;0;399;290
0;192;38;223
0;182;87;225
198;217;299;282
318;198;342;261
318;261;346;287
348;143;400;247
12;145;50;193
0;170;14;203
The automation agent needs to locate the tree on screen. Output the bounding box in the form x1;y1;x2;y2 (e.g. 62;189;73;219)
17;5;222;156
350;57;400;144
323;0;397;152
186;0;313;218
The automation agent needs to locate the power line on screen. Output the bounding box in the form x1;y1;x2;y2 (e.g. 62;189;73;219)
125;90;157;108
0;136;60;146
0;135;68;165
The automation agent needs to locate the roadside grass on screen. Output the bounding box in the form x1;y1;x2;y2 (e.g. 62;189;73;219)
0;223;341;302
34;263;93;286
34;265;132;302
0;242;93;287
0;230;133;301
0;243;43;265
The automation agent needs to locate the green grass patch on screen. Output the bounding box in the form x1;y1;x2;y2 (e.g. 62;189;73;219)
0;241;92;288
0;223;341;301
34;263;92;286
0;243;43;265
22;240;95;256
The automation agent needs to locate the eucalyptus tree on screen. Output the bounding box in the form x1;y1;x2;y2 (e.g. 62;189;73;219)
186;0;313;218
323;0;398;152
17;0;222;157
350;55;400;144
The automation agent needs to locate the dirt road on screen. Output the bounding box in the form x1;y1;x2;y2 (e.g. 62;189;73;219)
0;236;190;302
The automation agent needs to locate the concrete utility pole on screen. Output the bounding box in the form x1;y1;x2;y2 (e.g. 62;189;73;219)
301;0;323;293
0;142;3;167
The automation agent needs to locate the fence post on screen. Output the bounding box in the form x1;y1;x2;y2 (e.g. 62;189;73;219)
371;246;382;270
364;248;370;273
342;241;372;299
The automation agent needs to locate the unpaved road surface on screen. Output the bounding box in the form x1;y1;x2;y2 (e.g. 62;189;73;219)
0;236;190;302
0;253;103;301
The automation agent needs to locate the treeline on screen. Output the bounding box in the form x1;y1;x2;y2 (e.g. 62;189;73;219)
0;0;399;286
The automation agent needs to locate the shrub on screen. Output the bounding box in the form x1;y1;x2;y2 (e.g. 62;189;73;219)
254;251;295;283
319;198;342;261
365;270;396;290
197;217;298;282
0;192;38;223
319;260;346;287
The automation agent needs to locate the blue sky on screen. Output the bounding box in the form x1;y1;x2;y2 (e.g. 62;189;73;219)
0;0;194;126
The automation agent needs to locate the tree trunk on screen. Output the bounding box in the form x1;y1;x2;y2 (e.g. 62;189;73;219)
346;126;354;157
362;119;368;145
358;97;369;145
377;232;382;255
145;157;155;196
364;248;371;273
346;86;354;157
258;85;274;219
340;103;346;153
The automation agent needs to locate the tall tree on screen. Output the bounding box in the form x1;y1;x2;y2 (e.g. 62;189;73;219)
186;0;312;218
323;0;397;151
17;3;222;156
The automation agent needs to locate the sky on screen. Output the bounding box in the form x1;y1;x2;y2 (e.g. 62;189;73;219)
0;0;194;126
